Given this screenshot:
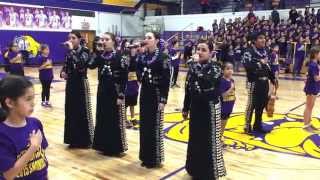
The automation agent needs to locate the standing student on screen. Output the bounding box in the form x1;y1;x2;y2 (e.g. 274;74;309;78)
234;42;242;72
182;39;226;179
293;38;306;77
303;46;320;132
183;35;194;64
7;42;24;76
60;31;94;148
125;41;141;128
269;44;280;80
137;31;170;168
220;62;236;144
169;40;181;88
0;75;48;180
2;47;10;73
88;32;128;157
38;44;53;107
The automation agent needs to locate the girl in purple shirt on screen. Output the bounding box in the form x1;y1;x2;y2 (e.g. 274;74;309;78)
303;46;320;132
38;44;54;107
7;42;24;76
269;44;280;80
219;62;236;144
0;75;48;180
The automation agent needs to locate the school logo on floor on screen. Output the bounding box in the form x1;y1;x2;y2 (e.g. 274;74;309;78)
163;112;320;159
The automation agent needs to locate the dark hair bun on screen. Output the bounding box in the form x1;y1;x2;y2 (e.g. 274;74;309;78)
71;30;82;39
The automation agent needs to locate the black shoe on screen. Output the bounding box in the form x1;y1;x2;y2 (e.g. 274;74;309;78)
131;119;139;126
131;119;139;130
103;152;126;158
253;127;270;134
125;120;133;129
113;152;126;158
141;162;163;169
68;144;90;149
244;126;252;134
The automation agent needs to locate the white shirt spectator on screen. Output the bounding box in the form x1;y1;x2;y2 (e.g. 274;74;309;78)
25;13;34;27
9;12;18;26
62;15;72;29
51;15;60;28
38;13;47;27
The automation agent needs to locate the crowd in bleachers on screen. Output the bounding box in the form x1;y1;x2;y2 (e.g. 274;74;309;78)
178;6;320;75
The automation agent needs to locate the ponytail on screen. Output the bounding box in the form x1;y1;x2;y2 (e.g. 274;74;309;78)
0;79;6;122
0;107;7;122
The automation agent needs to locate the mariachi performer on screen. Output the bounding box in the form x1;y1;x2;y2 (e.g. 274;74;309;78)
60;31;94;148
242;32;276;134
88;32;128;157
182;39;226;179
137;31;170;168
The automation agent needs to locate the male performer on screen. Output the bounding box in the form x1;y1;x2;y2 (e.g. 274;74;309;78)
242;32;276;134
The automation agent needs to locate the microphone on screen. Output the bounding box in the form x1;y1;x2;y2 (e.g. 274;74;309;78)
60;42;70;48
126;42;147;49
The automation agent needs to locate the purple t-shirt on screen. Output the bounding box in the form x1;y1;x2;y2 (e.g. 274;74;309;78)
304;61;320;95
219;78;235;115
38;55;54;81
269;52;280;73
0;117;48;180
169;48;180;67
8;51;23;73
295;43;305;60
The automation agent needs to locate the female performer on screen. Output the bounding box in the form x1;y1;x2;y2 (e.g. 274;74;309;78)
182;39;226;179
137;32;170;168
88;32;128;156
60;31;94;148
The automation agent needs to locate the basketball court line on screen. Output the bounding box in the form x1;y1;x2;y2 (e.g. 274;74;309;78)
159;98;315;179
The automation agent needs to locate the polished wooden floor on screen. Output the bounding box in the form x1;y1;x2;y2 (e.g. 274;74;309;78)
8;66;320;180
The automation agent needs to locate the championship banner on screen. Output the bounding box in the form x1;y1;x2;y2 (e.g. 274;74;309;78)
0;3;72;32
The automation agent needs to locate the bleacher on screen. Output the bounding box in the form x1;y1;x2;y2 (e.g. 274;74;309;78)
181;0;313;14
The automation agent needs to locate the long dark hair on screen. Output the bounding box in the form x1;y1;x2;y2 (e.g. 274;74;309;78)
146;31;161;48
70;30;82;39
0;75;33;122
8;42;17;52
309;46;320;60
197;38;214;51
40;44;49;54
104;32;118;48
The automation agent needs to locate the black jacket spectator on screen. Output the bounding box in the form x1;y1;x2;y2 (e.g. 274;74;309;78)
289;7;298;24
271;9;280;25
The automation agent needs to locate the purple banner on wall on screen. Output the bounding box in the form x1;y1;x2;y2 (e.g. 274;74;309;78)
0;30;69;64
0;4;72;31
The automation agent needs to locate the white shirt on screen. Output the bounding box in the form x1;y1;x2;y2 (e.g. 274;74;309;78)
51;15;60;28
25;13;33;26
38;14;47;27
9;12;18;26
62;15;71;29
